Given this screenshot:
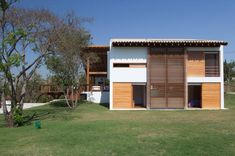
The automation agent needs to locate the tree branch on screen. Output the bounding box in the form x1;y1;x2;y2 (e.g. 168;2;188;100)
16;52;49;80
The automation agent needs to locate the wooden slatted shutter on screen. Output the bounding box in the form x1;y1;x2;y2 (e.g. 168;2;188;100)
149;48;185;109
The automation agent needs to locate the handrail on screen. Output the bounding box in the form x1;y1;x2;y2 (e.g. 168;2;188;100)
205;65;219;76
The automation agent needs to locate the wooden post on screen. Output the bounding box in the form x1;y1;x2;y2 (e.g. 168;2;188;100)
146;48;150;109
184;48;188;109
86;58;90;91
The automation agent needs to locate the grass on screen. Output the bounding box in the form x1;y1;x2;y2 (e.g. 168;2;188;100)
0;95;235;156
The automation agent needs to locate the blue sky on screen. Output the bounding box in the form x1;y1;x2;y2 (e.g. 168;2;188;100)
16;0;235;60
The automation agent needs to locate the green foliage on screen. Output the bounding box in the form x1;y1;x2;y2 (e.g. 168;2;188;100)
46;55;77;88
22;72;45;102
224;60;235;83
0;0;10;11
7;53;21;67
13;108;23;126
50;99;69;107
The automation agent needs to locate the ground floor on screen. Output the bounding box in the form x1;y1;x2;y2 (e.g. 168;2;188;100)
111;82;223;110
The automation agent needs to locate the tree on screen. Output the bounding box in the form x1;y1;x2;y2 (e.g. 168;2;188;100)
0;0;63;127
17;72;45;103
46;12;92;109
224;60;235;83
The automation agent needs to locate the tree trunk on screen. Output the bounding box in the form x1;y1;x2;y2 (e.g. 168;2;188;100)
19;82;27;111
6;112;14;128
74;89;78;108
71;86;74;108
64;88;72;108
1;93;14;127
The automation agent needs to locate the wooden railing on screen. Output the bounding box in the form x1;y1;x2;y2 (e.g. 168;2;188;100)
205;65;220;77
224;84;235;92
85;84;109;91
40;85;63;93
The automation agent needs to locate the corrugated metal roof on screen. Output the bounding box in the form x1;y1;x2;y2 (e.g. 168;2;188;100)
111;39;228;47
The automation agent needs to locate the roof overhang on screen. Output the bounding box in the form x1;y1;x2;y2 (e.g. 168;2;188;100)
111;39;228;47
84;45;110;52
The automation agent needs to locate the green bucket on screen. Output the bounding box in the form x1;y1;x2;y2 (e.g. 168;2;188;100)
35;120;41;129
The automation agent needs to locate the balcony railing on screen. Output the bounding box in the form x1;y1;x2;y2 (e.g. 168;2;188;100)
205;65;220;77
85;84;109;92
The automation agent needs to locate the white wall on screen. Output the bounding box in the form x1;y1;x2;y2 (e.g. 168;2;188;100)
110;47;147;63
110;47;147;82
84;91;109;103
220;45;224;109
111;68;146;82
109;47;148;109
187;77;222;83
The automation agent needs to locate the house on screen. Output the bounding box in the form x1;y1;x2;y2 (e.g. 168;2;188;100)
83;39;228;110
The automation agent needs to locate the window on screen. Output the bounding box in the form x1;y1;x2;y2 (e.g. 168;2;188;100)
205;52;219;77
113;63;146;68
113;63;129;67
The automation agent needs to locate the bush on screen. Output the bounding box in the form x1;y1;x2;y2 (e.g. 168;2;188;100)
50;99;68;107
13;108;24;127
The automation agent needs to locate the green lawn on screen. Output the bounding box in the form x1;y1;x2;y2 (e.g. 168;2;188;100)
0;95;235;156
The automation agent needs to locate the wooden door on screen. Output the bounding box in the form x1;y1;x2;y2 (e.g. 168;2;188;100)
113;83;133;108
202;83;220;108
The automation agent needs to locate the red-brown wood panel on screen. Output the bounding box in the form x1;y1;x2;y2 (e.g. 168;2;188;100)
149;48;185;109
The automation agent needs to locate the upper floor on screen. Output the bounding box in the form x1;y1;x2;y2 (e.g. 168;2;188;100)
108;39;227;83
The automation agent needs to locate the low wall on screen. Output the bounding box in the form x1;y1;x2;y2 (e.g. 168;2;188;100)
82;91;109;104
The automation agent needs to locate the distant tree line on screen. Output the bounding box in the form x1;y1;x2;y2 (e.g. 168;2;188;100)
224;60;235;84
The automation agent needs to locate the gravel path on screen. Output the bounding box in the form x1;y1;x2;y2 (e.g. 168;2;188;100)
0;102;48;114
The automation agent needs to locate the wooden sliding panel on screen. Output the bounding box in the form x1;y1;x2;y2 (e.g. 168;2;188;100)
187;51;205;77
113;83;133;108
202;83;221;109
149;48;185;109
167;50;185;108
149;49;167;108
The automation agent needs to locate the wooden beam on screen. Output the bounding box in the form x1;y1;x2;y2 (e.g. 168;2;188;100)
89;72;107;74
86;58;90;91
184;48;188;109
146;47;150;109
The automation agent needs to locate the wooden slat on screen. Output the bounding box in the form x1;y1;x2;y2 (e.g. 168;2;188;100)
113;83;133;108
129;64;146;68
168;98;184;108
149;48;185;109
202;83;220;108
89;72;107;75
150;98;166;108
187;51;205;77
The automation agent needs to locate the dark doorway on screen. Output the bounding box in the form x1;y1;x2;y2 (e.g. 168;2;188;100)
133;85;146;108
188;85;202;108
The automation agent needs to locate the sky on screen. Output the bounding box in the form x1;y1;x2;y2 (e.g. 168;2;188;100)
16;0;235;61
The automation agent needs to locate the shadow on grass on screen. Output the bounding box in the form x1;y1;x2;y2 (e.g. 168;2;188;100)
99;103;109;109
0;100;77;128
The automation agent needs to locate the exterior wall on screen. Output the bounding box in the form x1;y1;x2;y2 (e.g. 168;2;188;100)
202;83;221;108
220;46;224;109
187;51;205;77
83;91;109;103
186;46;224;109
109;44;224;110
109;46;147;109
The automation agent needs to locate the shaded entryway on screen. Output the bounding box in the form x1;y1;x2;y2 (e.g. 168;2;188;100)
188;84;202;108
133;85;146;108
